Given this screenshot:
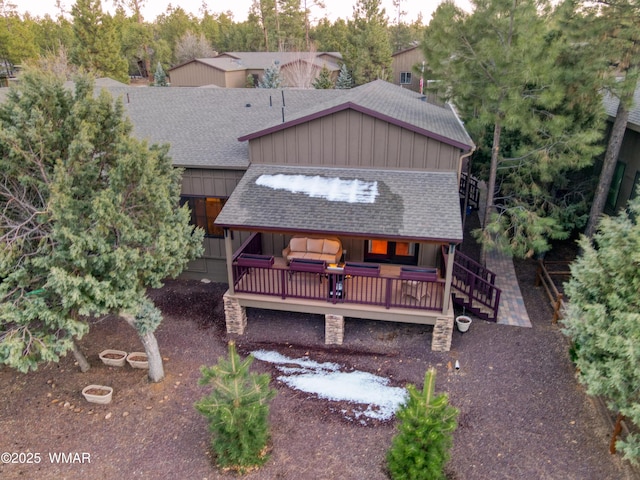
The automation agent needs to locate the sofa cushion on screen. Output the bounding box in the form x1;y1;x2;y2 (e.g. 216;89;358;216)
289;237;307;252
322;239;341;255
306;238;325;254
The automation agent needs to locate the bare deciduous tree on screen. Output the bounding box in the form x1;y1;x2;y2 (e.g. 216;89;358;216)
174;31;217;65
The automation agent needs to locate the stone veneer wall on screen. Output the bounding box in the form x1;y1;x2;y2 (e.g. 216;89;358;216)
223;292;247;334
432;316;453;351
325;314;344;344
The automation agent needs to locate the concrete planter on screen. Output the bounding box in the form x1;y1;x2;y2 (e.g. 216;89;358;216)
126;352;149;369
98;349;127;367
82;385;113;404
455;315;472;333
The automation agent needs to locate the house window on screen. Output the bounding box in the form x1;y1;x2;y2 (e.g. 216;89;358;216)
180;196;227;237
400;72;412;84
606;162;625;211
364;240;418;265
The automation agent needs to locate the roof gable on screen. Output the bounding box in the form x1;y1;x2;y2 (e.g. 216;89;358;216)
214;51;343;70
238;80;474;150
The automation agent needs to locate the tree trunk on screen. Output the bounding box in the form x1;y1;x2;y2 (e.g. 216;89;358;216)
71;339;91;373
585;101;629;237
480;121;502;265
121;313;165;383
609;412;624;454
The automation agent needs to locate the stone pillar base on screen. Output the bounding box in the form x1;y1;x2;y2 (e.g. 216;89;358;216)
223;291;247;335
325;314;344;345
432;316;453;352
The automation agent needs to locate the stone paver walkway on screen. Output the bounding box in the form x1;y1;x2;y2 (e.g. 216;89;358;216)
476;180;531;327
485;247;531;327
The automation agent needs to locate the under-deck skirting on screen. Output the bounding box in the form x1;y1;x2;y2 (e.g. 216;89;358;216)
222;292;453;352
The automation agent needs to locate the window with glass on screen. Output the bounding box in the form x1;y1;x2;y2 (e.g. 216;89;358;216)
400;72;412;84
180;196;227;237
364;240;418;265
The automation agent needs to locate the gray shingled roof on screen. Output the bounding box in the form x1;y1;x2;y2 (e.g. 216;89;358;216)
217;52;342;70
215;164;463;242
105;86;348;168
239;80;475;150
170;53;343;74
103;81;473;170
603;82;640;129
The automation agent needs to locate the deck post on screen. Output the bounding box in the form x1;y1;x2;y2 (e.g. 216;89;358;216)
442;243;456;315
223;292;247;334
432;316;453;351
224;228;235;295
325;314;344;345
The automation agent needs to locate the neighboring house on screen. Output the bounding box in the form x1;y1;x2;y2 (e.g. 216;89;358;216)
602;84;640;213
100;80;479;351
391;45;424;93
168;52;342;88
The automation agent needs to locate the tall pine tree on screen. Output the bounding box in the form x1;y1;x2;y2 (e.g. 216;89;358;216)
424;0;605;260
345;0;392;85
583;0;640;236
71;0;129;82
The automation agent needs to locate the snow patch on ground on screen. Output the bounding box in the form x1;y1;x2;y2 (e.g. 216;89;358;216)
252;350;407;423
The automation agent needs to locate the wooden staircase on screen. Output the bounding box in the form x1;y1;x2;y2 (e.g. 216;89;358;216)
449;249;501;322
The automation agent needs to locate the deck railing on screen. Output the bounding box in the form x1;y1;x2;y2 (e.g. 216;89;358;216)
232;262;444;312
449;249;501;321
460;172;480;209
233;232;263;261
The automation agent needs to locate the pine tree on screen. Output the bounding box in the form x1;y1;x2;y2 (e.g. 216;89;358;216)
195;341;277;473
562;190;640;463
312;64;334;89
424;0;605;260
335;63;353;89
258;62;283;88
387;368;459;480
71;0;129;83
0;70;203;380
153;61;168;86
583;0;640;237
345;0;393;85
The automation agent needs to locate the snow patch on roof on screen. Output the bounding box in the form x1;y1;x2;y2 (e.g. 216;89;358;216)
255;174;378;204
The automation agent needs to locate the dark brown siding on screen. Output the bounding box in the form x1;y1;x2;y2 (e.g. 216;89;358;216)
181;168;248;281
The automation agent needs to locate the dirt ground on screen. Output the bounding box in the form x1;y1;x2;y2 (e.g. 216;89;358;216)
1;212;638;480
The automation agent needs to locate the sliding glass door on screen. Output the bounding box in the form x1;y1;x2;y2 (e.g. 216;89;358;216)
364;240;419;265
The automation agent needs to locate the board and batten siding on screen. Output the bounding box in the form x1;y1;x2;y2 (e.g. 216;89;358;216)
180;168;249;281
391;47;424;92
169;63;228;87
247;109;461;170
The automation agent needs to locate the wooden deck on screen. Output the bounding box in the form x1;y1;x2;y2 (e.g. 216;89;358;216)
230;257;449;326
